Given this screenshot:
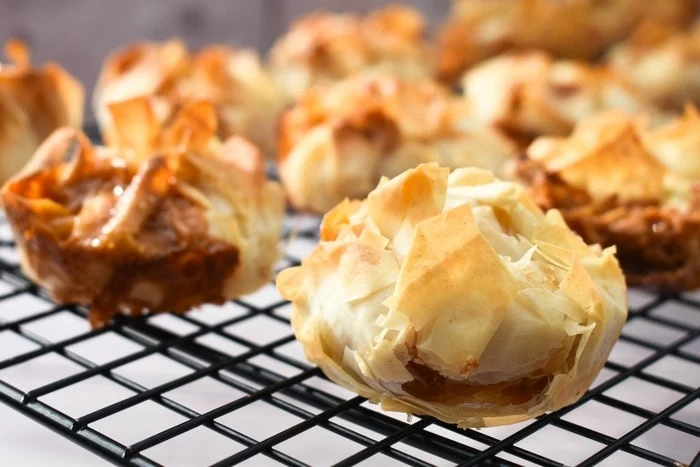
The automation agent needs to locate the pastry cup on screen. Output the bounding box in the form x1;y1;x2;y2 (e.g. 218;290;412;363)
607;19;700;111
2;99;285;327
278;74;516;213
268;4;434;102
522;108;700;291
0;40;84;184
437;0;696;84
93;39;283;157
461;51;657;148
278;163;627;427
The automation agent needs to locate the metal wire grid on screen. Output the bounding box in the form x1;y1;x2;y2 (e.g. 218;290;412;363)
0;208;698;466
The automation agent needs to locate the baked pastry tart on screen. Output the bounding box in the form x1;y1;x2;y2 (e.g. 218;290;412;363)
278;163;627;427
437;0;696;84
0;40;84;184
2;98;285;328
278;74;517;213
521;108;700;291
268;5;434;102
93;39;283;157
462;51;656;147
607;20;700;110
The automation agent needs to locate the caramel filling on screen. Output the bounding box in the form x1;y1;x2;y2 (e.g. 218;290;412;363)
403;362;549;406
5;151;240;328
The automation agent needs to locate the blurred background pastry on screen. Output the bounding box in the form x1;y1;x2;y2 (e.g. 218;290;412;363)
2;99;284;328
268;4;434;103
461;51;665;148
0;40;84;184
278;163;627;427
93;39;283;157
607;19;700;111
278;74;517;213
437;0;697;84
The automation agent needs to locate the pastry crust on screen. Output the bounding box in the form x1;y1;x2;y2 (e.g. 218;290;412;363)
93;39;283;157
268;5;434;102
522;108;700;291
278;163;627;427
607;19;700;110
437;0;697;84
2;98;285;327
0;40;84;184
462;51;658;147
278;74;517;213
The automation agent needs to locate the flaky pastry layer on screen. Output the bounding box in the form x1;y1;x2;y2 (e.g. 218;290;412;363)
278;163;627;427
2;99;284;327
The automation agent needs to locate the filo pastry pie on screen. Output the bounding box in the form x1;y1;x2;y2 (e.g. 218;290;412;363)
1;98;285;327
521;108;700;291
277;163;627;427
268;5;434;102
462;51;659;147
0;40;84;184
93;39;283;156
278;75;517;213
607;20;700;110
437;0;696;84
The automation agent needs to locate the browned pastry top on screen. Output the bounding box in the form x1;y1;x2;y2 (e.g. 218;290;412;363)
5;135;240;326
2;100;284;327
522;108;700;291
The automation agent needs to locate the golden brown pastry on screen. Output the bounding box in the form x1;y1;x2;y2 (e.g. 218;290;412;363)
268;5;434;102
278;74;517;213
521;107;700;291
437;0;697;84
0;40;84;184
607;20;700;110
462;51;659;147
93;39;283;157
278;163;627;427
2;98;285;328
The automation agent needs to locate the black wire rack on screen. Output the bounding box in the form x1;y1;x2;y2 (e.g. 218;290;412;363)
0;213;698;467
0;145;698;465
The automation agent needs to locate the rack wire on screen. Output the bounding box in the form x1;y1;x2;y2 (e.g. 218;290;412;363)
0;134;698;466
0;212;698;467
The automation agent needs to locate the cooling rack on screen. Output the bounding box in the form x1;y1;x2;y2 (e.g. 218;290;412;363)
0;212;698;467
0;135;698;465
